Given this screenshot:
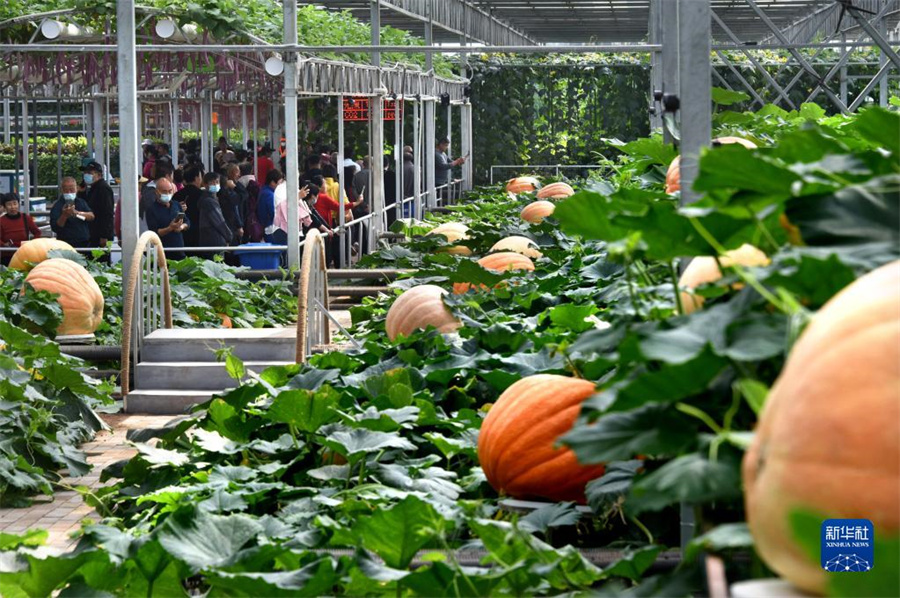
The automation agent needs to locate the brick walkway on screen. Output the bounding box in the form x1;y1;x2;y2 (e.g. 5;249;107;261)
0;414;176;549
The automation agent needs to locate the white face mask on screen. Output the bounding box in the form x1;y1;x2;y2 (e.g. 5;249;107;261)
208;185;220;193
83;173;94;185
63;192;76;201
159;194;173;203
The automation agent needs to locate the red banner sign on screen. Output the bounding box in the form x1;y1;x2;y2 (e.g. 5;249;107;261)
343;98;403;121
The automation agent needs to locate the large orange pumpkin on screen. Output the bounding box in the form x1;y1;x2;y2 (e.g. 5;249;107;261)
478;374;606;502
743;261;900;595
385;284;461;341
490;236;542;259
506;176;541;194
536;182;575;200
24;258;104;335
678;244;769;314
9;238;75;271
521;200;555;224
453;252;535;294
665;137;758;194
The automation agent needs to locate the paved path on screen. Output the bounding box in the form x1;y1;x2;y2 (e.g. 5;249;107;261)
0;414;175;549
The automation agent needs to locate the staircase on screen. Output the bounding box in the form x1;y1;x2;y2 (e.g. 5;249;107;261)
125;328;298;414
124;269;413;415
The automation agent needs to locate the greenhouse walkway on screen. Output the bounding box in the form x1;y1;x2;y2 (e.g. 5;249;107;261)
0;414;173;550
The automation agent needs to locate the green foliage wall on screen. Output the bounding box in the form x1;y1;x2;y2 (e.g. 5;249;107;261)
470;62;652;185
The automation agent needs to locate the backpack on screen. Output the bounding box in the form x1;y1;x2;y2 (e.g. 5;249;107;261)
243;179;264;242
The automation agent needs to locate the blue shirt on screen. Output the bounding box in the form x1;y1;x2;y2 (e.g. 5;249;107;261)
257;185;276;229
145;200;189;260
49;196;92;246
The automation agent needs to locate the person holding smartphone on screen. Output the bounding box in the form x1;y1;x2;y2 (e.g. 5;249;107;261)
145;177;189;260
50;176;94;248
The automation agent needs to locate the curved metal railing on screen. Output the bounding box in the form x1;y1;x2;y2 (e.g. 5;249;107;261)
120;231;173;397
295;228;332;363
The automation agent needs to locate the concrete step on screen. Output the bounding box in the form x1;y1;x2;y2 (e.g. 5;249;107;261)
141;328;296;362
124;389;221;414
135;360;294;391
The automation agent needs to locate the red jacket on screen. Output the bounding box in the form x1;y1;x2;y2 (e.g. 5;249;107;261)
315;192;340;228
0;213;42;248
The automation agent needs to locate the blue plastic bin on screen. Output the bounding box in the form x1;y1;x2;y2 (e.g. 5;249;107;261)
233;243;281;270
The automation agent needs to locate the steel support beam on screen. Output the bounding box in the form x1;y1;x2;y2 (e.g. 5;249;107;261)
461;102;472;191
117;0;140;275
424;99;436;209
715;51;767;106
649;0;663;130
845;2;900;71
370;0;381;68
91;98;104;165
745;0;849;113
337;94;347;267
413;100;422;219
2;96;10;144
21;99;29;208
241;102;248;149
424;1;434;72
370;95;385;252
660;0;679;144
252;103;258;179
677;0;711;208
284;0;301;269
711;11;796;109
848;60;894;111
172;99;180;149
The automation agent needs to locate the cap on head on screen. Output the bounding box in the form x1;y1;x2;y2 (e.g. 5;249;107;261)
81;160;103;174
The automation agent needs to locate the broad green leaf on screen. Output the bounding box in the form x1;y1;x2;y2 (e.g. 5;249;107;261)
600;545;664;582
266;388;339;433
353;496;441;568
563;404;698;462
711;87;750;106
852;107;900;156
684;522;754;561
585;460;644;512
324;428;416;457
518;502;581;534
733;379;769;415
157;508;263;570
627;453;742;515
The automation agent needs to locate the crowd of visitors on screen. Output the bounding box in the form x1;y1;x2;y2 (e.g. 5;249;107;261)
0;132;466;266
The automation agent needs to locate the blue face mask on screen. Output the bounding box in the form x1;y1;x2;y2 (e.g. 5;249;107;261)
208;185;220;193
83;173;94;185
63;192;76;201
159;194;173;204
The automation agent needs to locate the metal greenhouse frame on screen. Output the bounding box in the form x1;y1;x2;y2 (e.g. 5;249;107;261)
0;0;897;276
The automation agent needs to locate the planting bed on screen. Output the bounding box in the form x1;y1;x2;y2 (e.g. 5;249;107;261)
0;102;898;596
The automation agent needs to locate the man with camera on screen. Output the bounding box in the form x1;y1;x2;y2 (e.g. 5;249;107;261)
50;176;94;249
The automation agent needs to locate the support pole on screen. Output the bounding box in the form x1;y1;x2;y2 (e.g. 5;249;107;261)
171;99;180;151
200;96;211;171
660;0;679;144
371;0;381;68
676;0;711;207
394;98;402;225
56;99;63;184
117;0;140;275
284;0;301;269
92;98;104;165
370;0;384;251
649;0;663;130
21;99;29;208
413;100;422;219
2;96;10;144
252;102;258;178
241;102;248;149
460;102;472;191
424;0;434;72
424;99;436;209
337;94;347;267
879;16;888;107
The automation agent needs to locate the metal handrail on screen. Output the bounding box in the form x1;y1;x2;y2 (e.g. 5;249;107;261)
120;231;172;398
295;228;331;363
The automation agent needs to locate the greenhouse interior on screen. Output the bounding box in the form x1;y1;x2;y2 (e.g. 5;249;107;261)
0;0;898;596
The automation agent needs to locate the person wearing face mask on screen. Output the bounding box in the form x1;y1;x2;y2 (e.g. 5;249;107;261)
0;193;42;265
144;177;189;260
198;172;232;260
81;161;115;259
50;176;94;248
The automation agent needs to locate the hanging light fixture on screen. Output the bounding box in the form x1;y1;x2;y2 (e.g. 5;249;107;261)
155;18;178;39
